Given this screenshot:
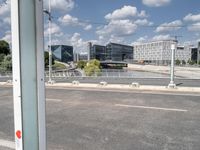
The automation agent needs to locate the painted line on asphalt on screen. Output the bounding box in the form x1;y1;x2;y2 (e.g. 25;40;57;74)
115;104;188;112
46;98;62;102
0;139;15;149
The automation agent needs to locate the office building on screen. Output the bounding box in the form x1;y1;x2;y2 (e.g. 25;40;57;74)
89;44;106;61
134;40;193;65
106;43;133;62
88;42;133;63
51;45;73;63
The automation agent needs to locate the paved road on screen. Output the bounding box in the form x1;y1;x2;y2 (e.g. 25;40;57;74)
1;76;200;87
55;77;200;87
1;86;200;149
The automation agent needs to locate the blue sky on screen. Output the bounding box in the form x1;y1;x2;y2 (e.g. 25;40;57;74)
0;0;200;53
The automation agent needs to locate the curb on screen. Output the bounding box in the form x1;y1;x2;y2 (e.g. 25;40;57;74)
1;82;200;93
46;83;200;93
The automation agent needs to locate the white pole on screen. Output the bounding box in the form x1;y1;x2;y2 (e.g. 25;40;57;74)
48;0;53;83
168;43;176;88
11;0;46;149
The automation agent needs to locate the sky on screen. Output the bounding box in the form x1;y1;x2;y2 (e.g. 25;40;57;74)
0;0;200;53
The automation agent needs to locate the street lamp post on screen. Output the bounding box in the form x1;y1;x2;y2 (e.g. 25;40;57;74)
44;0;54;84
168;43;176;88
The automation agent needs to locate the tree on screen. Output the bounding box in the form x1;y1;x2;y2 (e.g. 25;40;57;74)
0;53;5;62
0;40;10;55
0;54;12;72
44;51;55;68
187;59;195;65
181;60;186;65
175;59;181;65
84;59;101;76
77;60;87;69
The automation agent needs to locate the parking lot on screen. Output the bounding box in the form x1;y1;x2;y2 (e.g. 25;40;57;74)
0;86;200;150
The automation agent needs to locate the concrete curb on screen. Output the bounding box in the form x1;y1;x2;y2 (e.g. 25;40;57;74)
45;83;200;93
1;82;200;93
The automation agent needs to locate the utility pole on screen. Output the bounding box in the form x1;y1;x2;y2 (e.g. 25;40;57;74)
44;0;54;84
11;0;46;149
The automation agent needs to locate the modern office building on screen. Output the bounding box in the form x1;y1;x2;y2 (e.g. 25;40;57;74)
133;40;193;65
51;45;73;63
89;44;106;61
88;42;133;63
106;43;133;62
198;42;200;63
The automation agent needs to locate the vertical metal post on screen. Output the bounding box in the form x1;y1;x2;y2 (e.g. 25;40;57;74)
48;0;54;84
11;0;46;150
168;43;176;88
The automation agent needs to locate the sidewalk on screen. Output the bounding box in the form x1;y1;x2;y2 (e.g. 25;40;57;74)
45;82;200;93
128;64;200;79
1;81;200;93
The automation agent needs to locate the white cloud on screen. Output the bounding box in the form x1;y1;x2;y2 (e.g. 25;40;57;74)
58;14;79;25
134;19;153;26
188;22;200;32
3;16;10;25
43;0;75;11
0;0;10;16
184;13;200;22
44;22;63;37
70;33;88;52
105;5;138;20
84;24;92;31
131;36;149;45
135;35;148;44
96;19;137;37
155;20;182;33
58;14;92;30
142;0;171;7
1;30;11;43
138;10;148;18
152;34;171;41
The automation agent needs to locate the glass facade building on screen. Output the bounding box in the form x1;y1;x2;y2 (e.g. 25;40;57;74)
51;45;73;63
89;42;133;62
106;43;133;62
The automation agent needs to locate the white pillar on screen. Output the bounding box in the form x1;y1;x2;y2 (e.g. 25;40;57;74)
11;0;46;149
168;44;176;88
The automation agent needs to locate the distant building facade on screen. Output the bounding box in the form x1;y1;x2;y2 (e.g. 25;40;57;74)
88;42;133;63
106;43;133;62
51;45;73;63
134;40;193;65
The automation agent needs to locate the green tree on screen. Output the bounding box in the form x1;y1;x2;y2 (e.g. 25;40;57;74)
175;59;181;65
0;54;12;72
84;59;101;76
77;60;87;69
187;59;195;65
0;53;5;62
0;40;10;55
44;51;55;68
181;60;186;65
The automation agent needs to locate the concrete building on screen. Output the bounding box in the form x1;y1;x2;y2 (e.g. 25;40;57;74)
88;42;133;63
51;45;73;63
133;40;193;65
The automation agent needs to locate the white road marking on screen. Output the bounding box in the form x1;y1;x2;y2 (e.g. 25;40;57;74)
115;104;188;112
46;98;62;102
0;139;15;149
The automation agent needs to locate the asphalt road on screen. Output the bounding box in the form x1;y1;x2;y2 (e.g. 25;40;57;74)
1;76;200;87
55;77;200;87
0;86;200;149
